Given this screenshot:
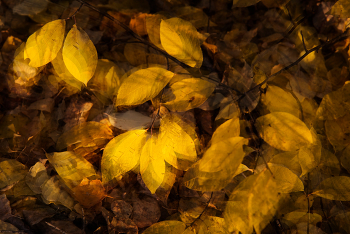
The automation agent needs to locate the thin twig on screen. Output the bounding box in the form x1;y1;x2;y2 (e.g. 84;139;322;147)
45;222;68;234
300;30;308;52
66;3;84;20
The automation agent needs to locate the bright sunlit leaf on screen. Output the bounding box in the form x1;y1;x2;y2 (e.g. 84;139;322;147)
116;67;174;106
24;19;65;67
255;112;313;151
140;136;165;194
211;117;240;145
198;137;246;173
159;114;197;170
162;78;216;112
160;17;203;68
51;48;84;90
262;85;301;118
101;129;147;184
62;24;98;85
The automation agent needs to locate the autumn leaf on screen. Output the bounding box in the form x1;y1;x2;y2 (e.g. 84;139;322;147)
162;78;216;112
101;129;147;184
116;67;174;106
312;176;350;201
0;159;28;190
24;19;66;67
160;17;203;68
255;112;313;151
46;151;96;189
140;136;165;194
41;176;75;209
159;113;197;170
224;164;303;234
62;24;98;85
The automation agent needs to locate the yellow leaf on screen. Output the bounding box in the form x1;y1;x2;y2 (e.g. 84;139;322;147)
199;137;246;173
163;78;216;112
267;163;304;193
183;137;248;191
46;151;96;189
143;220;186;234
255;112;313;151
0;159;28;190
62;24;98;85
41;176;75;209
224;164;301;234
116;67;174;106
24;19;65;67
316;88;345;120
298;128;322;176
211;117;240;145
140;136;165;194
313;176;350;201
160;17;203;68
270;151;302;176
159;114;197;170
283;211;322;226
88;59;125;99
51;48;83;90
262;85;301;118
101;129;147;184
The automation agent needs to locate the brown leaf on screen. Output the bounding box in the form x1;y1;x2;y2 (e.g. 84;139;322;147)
71;178;106;208
132;196;161;228
0;194;11;221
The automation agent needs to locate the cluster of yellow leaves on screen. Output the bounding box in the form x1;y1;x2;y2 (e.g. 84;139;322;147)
12;20;97;87
102;113;198;193
7;2;350;232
